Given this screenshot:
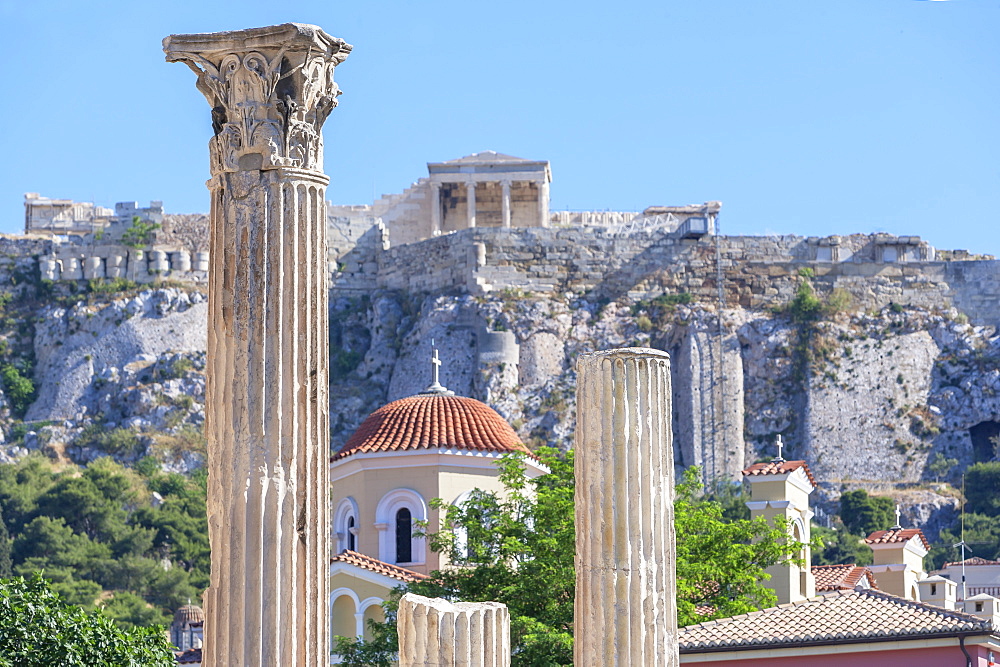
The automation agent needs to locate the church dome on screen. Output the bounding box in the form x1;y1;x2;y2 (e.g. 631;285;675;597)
333;393;529;461
172;603;204;626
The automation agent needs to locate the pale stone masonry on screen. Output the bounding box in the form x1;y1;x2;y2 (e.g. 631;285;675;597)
397;593;511;667
164;23;350;666
575;348;679;666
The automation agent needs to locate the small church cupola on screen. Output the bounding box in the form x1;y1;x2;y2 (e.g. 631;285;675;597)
742;436;816;604
864;509;930;601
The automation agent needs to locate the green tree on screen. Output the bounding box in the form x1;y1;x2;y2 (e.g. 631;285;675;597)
99;590;170;630
929;453;958;483
0;504;11;577
339;453;804;665
0;364;35;418
120;216;160;281
674;467;804;625
965;462;1000;517
839;490;895;536
0;574;175;666
811;524;873;566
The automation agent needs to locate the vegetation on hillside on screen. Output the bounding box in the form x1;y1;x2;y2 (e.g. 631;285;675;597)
0;455;208;628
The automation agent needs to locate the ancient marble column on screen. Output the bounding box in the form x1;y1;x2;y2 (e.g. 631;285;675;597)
397;593;510;667
575;348;678;667
430;182;443;236
500;180;511;228
537;181;549;228
163;23;351;667
466;181;477;228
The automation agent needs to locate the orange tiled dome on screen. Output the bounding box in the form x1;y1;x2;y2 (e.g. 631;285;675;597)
333;393;529;461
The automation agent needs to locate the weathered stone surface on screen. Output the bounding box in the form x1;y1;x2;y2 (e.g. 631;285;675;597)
397;593;510;667
575;348;679;667
165;22;350;667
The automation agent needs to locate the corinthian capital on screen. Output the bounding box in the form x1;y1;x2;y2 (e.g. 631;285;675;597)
164;23;352;174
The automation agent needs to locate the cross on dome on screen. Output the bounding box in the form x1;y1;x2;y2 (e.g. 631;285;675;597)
892;504;902;530
773;434;785;463
421;340;454;395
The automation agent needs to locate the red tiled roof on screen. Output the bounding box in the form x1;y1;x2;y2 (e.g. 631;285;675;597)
741;460;816;486
679;589;995;652
333;393;530;461
812;564;877;591
176;647;202;664
944;556;1000;568
331;550;429;583
865;528;931;551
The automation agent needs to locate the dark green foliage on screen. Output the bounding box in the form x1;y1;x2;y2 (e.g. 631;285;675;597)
119;217;160;250
0;455;209;626
0;364;35;417
840;490;896;536
811;525;873;566
788;279;823;323
99;590;170;630
0;574;175;666
930;512;1000;569
0;504;11;577
87;278;138;295
965;463;1000;517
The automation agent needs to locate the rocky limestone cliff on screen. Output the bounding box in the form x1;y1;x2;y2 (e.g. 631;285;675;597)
0;267;996;535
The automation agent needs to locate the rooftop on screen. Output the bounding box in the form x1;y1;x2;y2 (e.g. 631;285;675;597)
943;556;1000;568
332;393;530;462
331;550;429;583
812;564;877;592
679;589;996;653
864;528;931;551
741;460;817;486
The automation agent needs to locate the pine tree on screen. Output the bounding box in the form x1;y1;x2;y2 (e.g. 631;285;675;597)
0;503;12;578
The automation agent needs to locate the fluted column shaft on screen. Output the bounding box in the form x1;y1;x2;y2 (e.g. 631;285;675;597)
574;348;678;667
397;593;511;667
165;23;351;667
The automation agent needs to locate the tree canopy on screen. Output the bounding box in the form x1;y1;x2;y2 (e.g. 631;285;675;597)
0;454;208;626
0;573;176;666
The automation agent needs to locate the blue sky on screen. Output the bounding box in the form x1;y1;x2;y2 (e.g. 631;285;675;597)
2;0;997;255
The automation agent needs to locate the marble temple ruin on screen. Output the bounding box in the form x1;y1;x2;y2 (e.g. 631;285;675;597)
164;23;351;666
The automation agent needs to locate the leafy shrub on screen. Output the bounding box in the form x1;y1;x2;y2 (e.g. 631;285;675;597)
87;278;138;295
0;574;176;666
1;364;35;417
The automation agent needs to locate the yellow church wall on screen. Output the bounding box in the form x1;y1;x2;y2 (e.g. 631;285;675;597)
330;571;395;603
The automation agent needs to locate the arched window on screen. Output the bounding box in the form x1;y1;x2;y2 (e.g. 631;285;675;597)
333;497;360;554
375;489;427;565
395;508;413;563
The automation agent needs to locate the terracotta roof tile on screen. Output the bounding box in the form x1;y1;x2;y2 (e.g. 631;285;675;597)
679;589;995;652
944;556;1000;568
332;394;530;461
741;460;816;486
331;550;429;583
865;528;931;551
812;564;877;591
176;647;202;664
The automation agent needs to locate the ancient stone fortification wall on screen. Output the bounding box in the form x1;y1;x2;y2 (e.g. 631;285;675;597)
331;226;1000;325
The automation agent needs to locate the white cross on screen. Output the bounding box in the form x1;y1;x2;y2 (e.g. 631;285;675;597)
894;504;902;529
775;434;784;461
431;348;442;386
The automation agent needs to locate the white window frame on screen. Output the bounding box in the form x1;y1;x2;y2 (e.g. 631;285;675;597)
374;488;427;566
333;496;360;554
